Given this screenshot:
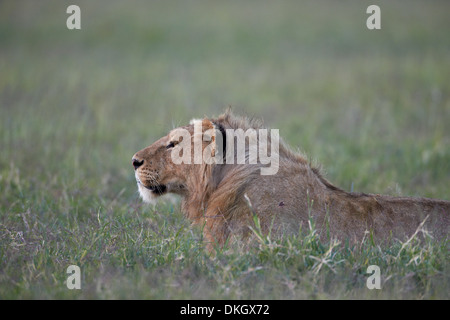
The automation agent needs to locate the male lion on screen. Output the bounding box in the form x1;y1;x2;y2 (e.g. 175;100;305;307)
132;111;449;248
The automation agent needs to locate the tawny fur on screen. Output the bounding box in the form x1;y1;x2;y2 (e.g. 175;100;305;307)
133;111;449;249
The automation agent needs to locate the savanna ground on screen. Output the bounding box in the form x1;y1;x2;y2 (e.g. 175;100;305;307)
0;0;449;300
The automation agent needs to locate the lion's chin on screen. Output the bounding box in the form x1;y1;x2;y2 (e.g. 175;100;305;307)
137;183;181;206
143;184;167;194
137;183;166;203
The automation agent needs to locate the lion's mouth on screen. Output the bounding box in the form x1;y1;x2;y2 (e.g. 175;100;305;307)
144;184;167;195
137;179;167;195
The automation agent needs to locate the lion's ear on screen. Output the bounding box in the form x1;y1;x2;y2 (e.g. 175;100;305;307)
203;131;213;142
190;118;225;161
202;119;215;141
190;118;214;132
190;117;216;145
212;122;226;160
202;119;216;157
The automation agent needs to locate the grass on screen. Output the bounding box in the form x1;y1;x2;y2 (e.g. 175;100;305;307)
0;0;449;299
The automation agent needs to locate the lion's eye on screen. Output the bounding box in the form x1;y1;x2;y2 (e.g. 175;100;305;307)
166;142;175;149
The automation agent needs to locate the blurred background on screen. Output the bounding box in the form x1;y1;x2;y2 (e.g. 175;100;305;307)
1;0;450;300
1;0;449;208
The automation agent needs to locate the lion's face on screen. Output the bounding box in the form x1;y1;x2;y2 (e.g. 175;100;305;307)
132;119;217;203
132;130;186;203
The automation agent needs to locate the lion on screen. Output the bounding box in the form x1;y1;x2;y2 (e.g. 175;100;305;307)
132;111;449;249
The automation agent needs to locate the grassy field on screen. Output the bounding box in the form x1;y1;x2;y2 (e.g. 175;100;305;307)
0;0;449;300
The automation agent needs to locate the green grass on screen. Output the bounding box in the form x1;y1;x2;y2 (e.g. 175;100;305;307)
1;0;449;299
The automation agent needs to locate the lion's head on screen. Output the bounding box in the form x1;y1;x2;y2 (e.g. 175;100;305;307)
132;118;220;203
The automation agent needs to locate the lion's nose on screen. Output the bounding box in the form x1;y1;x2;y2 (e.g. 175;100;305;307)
132;157;144;170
